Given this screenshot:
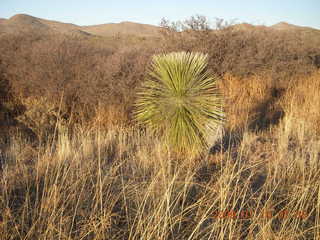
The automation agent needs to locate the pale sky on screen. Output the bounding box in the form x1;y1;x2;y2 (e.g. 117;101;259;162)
1;0;319;29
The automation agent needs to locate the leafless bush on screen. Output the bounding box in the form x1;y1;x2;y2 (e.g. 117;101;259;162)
0;32;159;130
0;15;319;138
160;16;320;80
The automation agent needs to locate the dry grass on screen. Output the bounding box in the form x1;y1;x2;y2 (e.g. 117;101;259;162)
0;72;319;239
1;16;320;238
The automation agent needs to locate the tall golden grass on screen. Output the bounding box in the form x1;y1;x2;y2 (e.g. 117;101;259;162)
0;71;319;239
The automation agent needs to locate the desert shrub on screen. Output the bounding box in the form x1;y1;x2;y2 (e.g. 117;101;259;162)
0;32;158;131
160;16;320;79
0;64;36;147
0;61;19;120
0;15;319;143
134;52;225;156
16;96;68;142
0;68;11;122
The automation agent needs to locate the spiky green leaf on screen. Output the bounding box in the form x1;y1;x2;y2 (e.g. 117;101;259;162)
134;52;225;156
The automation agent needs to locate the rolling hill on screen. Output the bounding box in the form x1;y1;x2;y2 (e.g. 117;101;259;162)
271;21;316;31
0;14;91;37
82;21;161;37
1;14;320;40
0;14;161;37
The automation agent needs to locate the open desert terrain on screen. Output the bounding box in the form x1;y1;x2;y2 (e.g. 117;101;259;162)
0;13;320;239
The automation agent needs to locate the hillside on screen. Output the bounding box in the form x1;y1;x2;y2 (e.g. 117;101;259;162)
1;14;320;41
0;14;90;37
271;21;316;31
82;21;161;37
0;14;161;38
0;14;50;34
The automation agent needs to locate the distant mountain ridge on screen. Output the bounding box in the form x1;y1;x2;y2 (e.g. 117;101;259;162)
0;14;161;37
0;14;88;37
229;21;319;32
0;14;319;38
82;21;161;37
271;21;319;31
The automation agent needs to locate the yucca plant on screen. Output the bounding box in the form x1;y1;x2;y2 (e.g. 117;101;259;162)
134;52;225;156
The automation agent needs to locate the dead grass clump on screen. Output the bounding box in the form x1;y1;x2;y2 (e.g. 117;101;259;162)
219;73;283;132
280;70;320;136
0;116;319;239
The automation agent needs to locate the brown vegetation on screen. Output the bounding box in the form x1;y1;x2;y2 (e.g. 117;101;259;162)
0;15;320;239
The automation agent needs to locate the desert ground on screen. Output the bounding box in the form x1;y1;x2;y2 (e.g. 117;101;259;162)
0;14;320;239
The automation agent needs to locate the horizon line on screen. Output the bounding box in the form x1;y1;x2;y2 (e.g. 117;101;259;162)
1;13;320;30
